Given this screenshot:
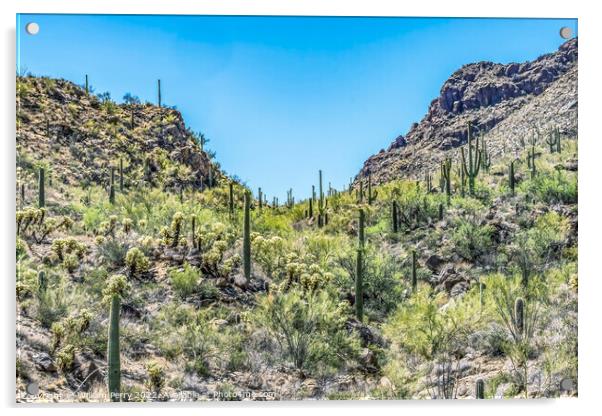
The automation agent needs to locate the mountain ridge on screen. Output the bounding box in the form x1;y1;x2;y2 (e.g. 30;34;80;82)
357;38;577;185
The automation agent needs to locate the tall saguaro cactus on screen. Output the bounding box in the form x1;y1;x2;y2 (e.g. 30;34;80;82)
515;297;525;338
367;174;376;205
258;187;263;209
391;200;398;233
229;182;234;216
355;209;365;321
119;158;124;191
243;191;251;279
108;294;121;402
85;74;89;95
440;158;452;205
476;379;485;399
318;170;325;227
460;121;481;196
38;167;45;208
509;161;516;196
109;168;116;205
411;250;417;292
157;79;162;107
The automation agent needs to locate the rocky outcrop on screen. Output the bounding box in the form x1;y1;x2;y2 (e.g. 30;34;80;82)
16;77;215;190
357;38;577;184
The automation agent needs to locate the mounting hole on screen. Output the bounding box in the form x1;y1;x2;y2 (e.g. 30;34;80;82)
25;22;39;35
559;27;572;39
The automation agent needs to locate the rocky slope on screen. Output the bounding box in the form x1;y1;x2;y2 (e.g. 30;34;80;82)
358;38;577;184
17;77;215;190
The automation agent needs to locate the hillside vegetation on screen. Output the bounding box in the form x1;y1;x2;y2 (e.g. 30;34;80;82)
16;74;577;402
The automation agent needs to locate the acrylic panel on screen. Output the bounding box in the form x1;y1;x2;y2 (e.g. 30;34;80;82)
16;14;578;402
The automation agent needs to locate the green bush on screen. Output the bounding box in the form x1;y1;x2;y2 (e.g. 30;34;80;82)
451;216;493;261
255;289;359;374
169;263;200;298
523;171;577;204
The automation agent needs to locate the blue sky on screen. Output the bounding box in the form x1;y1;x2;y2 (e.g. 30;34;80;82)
17;15;577;200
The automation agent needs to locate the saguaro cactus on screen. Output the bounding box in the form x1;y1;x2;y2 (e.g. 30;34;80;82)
509;161;516;196
108;294;121;401
391;200;398;233
318;170;325;227
229;182;234;216
109;168;115;205
355;209;365;321
460;121;481;196
38;270;47;294
515;297;525;338
38;167;45;208
367;174;376;205
545;130;557;153
411;250;417;292
425;171;432;193
85;74;89;95
440;158;452;205
529;147;537;178
243;191;251;279
258;187;263;209
119;158;124;191
157;79;162;107
476;379;485;399
308;197;313;218
191;216;197;249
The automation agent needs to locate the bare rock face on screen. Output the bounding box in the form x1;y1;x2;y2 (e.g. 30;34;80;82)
357;38;577;184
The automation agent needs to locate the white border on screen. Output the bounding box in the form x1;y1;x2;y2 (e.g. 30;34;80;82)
2;1;600;416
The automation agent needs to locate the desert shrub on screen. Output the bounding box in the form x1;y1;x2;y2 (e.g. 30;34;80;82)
451;215;493;261
251;234;288;278
36;285;69;328
336;245;405;321
506;211;570;281
523;171;577;204
97;237;131;267
169;263;200;298
151;303;246;376
383;286;484;398
484;273;545;396
254;289;359;374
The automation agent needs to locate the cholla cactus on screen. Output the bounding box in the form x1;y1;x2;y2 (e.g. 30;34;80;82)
122;218;133;234
160;212;185;247
125;247;149;279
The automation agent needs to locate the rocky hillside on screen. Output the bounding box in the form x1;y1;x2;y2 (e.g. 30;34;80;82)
17;77;216;190
15;51;577;402
358;38;577;184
